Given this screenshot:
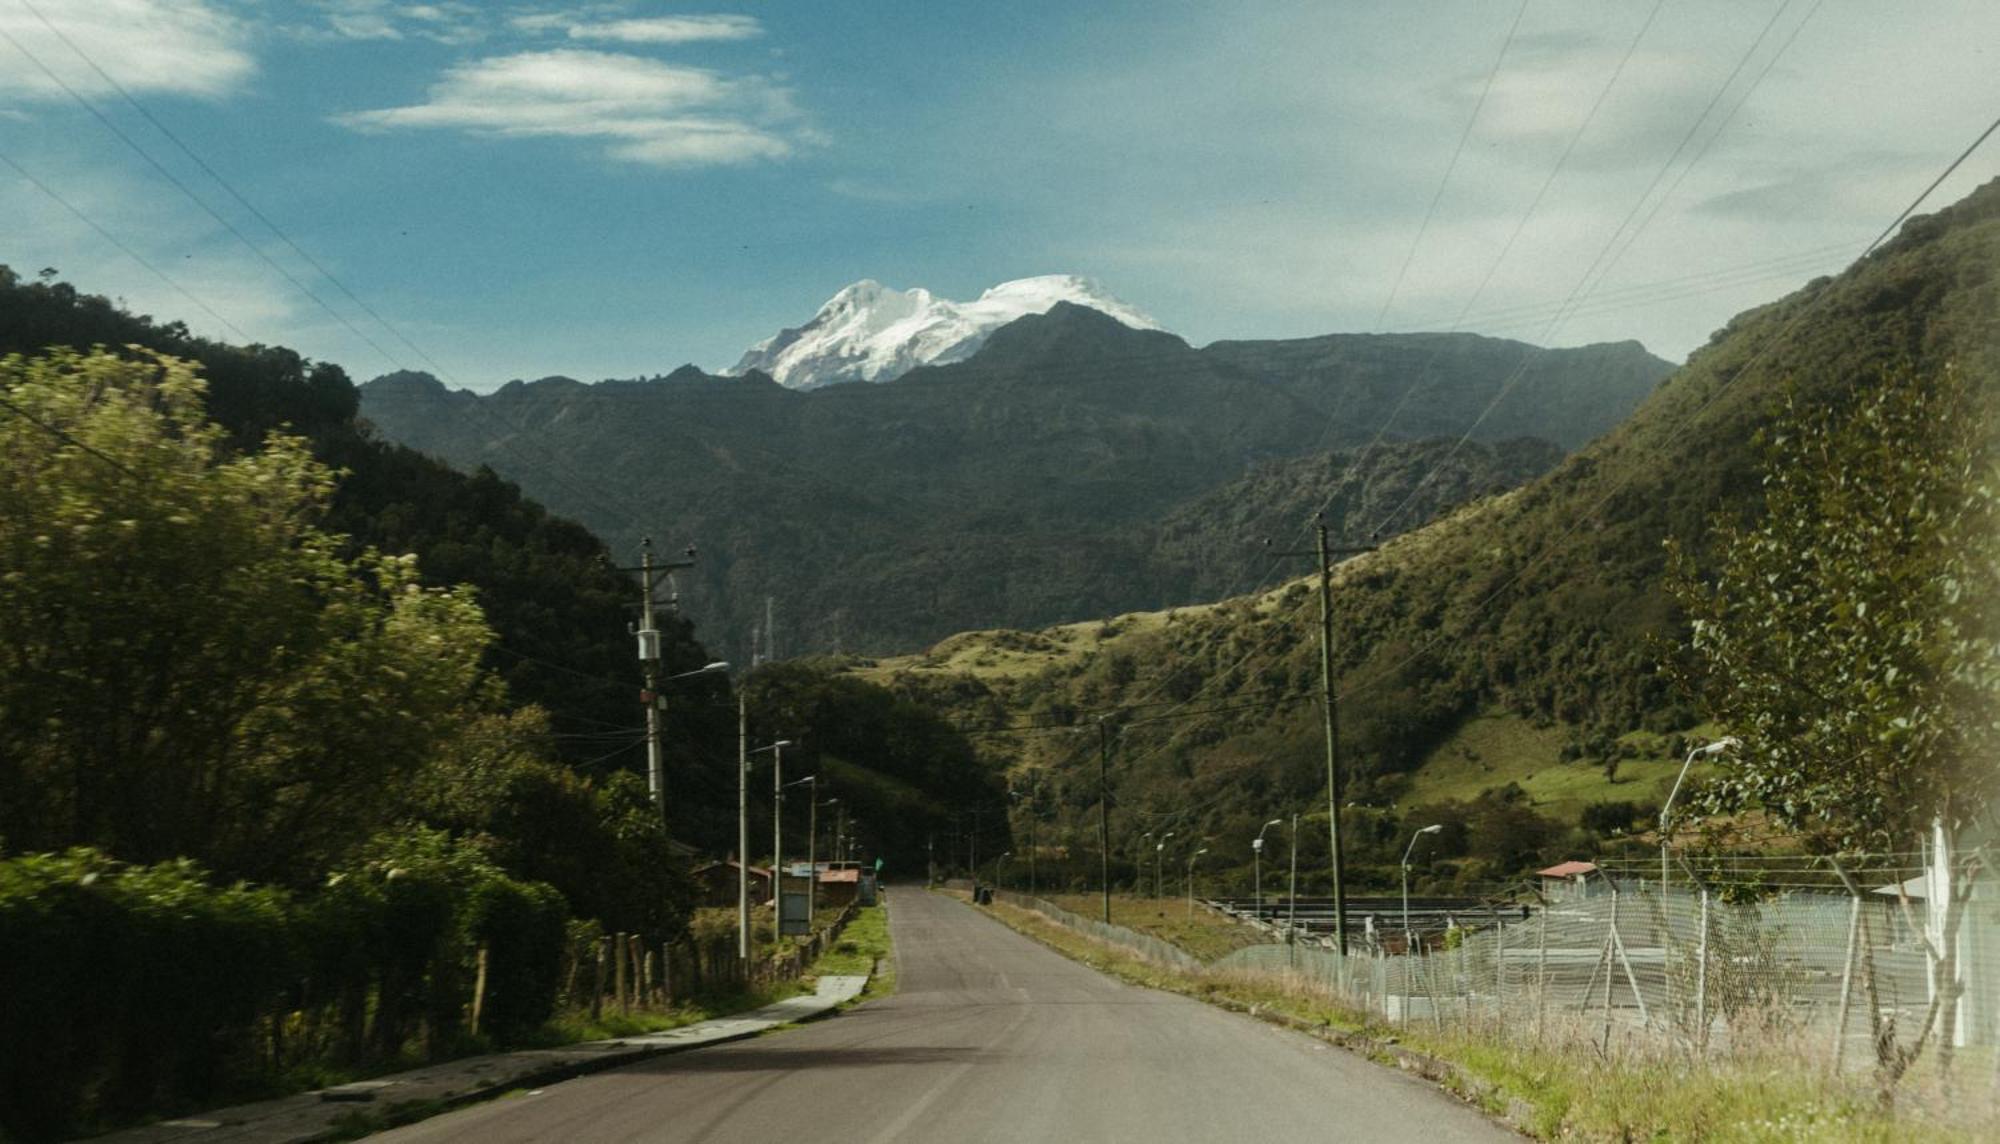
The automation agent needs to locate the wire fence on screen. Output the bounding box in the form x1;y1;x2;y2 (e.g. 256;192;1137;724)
989;888;1202;970
999;876;2000;1067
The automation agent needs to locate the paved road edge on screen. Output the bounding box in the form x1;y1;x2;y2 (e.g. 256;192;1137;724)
948;891;1538;1140
90;975;872;1144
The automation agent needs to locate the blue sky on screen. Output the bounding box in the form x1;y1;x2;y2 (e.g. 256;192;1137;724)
2;1;1997;390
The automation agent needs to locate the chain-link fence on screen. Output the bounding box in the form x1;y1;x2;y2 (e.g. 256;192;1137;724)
1229;882;2000;1064
991;888;1202;970
996;875;2000;1067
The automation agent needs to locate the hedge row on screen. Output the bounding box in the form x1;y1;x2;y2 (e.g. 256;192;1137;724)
0;831;566;1141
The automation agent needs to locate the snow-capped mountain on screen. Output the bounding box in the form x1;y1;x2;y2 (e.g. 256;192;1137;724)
729;275;1161;389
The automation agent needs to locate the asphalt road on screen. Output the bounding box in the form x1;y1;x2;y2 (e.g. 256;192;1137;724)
374;889;1517;1143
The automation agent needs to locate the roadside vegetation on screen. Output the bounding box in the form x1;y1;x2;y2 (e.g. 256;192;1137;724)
1038;893;1268;963
970;893;1994;1142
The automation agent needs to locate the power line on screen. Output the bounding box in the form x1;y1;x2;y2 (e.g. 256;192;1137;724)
0;20;407;371
0;389;139;477
1370;0;1531;332
1331;105;2000;712
10;8;676;544
15;0;459;383
1368;0;1806;536
0;145;254;342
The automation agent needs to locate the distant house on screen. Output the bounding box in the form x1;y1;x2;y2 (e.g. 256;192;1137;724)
817;865;861;908
693;859;772;908
1537;860;1601;904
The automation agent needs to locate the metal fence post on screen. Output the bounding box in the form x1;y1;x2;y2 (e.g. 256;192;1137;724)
1696;888;1710;1055
1830;890;1861;1075
1536;905;1548;1043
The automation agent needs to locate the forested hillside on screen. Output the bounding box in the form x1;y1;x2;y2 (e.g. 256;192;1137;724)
0;269;1001;864
360;305;1668;657
857;179;2000;893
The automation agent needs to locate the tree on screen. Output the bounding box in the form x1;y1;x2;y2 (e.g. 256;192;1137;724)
1667;363;1999;1082
0;349;494;883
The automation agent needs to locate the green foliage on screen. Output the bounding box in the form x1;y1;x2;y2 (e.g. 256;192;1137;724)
867;178;2000;887
1579;799;1651;837
0;267;728;788
0;840;567;1140
0;349;491;884
742;661;1004;872
410;709;692;938
1667;364;2000;850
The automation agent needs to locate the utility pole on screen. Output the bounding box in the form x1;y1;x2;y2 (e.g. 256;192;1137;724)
1097;719;1113;924
622;539;695;819
1288;813;1300;958
737;692;749;960
772;740;784;950
1274;515;1374;957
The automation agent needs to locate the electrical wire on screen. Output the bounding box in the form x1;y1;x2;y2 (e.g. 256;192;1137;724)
1370;0;1531;332
1331;104;2000;711
0;144;253;343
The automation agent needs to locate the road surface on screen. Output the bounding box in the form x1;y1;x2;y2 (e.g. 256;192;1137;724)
375;889;1516;1143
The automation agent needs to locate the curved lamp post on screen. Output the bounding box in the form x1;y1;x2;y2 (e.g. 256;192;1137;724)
1402;824;1443;954
1185;847;1209;919
1661;737;1741;895
1253;819;1283;920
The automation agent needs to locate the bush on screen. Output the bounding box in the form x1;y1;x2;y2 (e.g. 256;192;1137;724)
0;835;569;1140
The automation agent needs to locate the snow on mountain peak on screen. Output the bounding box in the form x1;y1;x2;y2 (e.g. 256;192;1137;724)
729;275;1159;390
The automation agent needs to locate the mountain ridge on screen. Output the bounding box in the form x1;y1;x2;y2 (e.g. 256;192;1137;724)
728;274;1162;389
361;309;1671;657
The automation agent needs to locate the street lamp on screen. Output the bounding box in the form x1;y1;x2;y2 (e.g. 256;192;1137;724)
1662;737;1741;896
1287;814;1300;950
1253;819;1283;920
1185;847;1209;918
641;660;729;812
1153;831;1175;901
786;775;819;927
742;737;792;955
1402;824;1444;954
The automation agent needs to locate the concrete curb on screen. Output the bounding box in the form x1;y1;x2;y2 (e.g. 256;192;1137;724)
87;976;870;1144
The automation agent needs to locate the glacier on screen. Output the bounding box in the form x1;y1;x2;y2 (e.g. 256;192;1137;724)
728;274;1160;389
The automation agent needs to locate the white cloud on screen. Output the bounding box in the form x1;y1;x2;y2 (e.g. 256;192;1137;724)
0;0;253;101
564;15;762;45
334;48;805;167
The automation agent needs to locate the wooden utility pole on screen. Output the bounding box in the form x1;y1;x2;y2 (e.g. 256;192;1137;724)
737;692;749;961
1097;719;1113;924
1315;517;1348;956
1272;518;1372;955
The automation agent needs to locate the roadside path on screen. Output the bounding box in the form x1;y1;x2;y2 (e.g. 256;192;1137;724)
91;976;867;1144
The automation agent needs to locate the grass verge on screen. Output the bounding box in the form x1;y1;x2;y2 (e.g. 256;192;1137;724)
811;900;895;1004
964;892;1996;1142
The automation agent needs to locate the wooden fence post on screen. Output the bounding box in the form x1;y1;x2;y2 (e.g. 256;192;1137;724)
591;937;607;1021
615;932;631;1014
469;943;490;1037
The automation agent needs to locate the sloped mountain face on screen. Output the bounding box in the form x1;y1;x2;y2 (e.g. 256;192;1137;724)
361;303;1672;660
729;274;1161;389
859;179;2000;884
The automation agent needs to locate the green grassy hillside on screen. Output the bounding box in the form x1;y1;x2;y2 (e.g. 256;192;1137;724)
852;179;2000;893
